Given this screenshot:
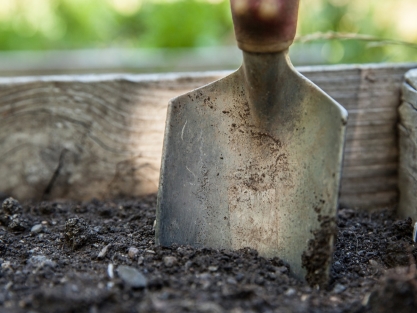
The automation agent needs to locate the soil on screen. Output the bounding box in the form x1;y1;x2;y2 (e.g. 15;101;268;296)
0;194;416;313
302;215;337;288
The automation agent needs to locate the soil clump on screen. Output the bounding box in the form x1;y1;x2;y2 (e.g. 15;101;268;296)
0;195;416;313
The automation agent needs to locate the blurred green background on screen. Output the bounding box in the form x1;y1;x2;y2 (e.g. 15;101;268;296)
0;0;416;74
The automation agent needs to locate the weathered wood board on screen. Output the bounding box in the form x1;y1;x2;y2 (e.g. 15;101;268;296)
398;69;417;221
0;63;415;209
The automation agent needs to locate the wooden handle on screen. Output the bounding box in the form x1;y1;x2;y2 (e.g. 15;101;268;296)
231;0;299;53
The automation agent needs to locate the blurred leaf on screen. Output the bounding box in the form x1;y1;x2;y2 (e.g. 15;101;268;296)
0;0;416;64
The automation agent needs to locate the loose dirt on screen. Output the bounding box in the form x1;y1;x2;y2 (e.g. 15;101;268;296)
0;195;416;313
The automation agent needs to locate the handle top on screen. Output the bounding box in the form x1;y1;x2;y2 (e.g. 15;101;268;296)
231;0;300;53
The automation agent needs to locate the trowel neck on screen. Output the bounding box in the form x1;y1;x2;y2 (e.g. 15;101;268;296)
241;50;294;129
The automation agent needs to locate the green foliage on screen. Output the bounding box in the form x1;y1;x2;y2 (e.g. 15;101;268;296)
0;0;415;64
135;0;232;48
297;0;417;64
0;0;119;50
0;0;233;50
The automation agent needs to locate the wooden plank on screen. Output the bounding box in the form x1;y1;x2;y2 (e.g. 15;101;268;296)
303;64;414;209
0;64;415;210
344;136;397;152
345;123;396;141
341;163;397;179
339;191;398;209
343;137;398;167
0;74;225;201
340;176;398;194
398;70;417;220
405;69;417;90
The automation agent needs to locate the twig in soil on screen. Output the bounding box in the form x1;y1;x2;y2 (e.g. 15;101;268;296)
342;230;359;253
353;232;359;253
43;149;68;199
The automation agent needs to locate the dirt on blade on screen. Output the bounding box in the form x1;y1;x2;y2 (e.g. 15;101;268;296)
302;215;337;288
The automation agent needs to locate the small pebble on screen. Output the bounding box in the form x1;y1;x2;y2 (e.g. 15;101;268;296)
29;247;40;254
98;244;111;259
163;256;177;267
208;266;218;272
185;260;193;270
30;224;43;234
333;283;346;294
227;277;237;285
198;273;211;280
362;292;372;306
128;247;139;260
28;255;56;268
5;281;13;290
235;273;244;282
285;288;296;297
1;261;12;270
333;261;343;273
267;272;277;280
276;266;288;274
145;249;155;254
255;276;264;285
117;265;147;288
107;263;114;279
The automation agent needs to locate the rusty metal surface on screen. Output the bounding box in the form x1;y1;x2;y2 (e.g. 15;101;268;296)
231;0;300;53
156;50;347;281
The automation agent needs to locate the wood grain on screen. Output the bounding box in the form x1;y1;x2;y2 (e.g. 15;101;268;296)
304;64;415;209
398;69;417;220
0;64;415;209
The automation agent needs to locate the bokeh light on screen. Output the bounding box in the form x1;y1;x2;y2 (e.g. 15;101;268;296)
0;0;415;73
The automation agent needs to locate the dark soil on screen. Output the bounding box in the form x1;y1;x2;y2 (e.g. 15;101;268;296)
0;195;416;313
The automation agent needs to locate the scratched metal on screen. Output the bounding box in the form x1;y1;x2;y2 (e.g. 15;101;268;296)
156;51;347;281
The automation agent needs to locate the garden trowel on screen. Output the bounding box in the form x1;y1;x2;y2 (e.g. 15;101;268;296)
156;0;347;286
